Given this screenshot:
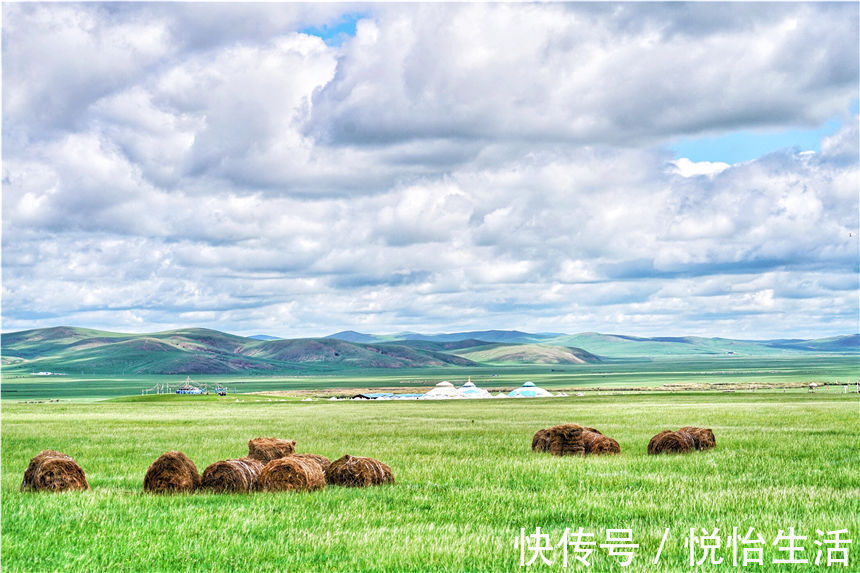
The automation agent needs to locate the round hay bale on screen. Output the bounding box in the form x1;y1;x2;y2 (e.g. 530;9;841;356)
20;450;88;492
547;423;585;457
247;437;296;462
259;456;325;492
678;426;716;450
647;430;694;455
200;457;264;493
143;451;201;493
582;430;621;455
531;428;551;452
291;453;332;474
325;455;394;487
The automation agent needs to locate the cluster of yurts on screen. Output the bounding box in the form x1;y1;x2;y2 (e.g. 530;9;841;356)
358;379;558;400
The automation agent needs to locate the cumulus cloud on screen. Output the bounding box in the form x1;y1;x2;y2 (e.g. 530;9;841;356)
2;3;858;338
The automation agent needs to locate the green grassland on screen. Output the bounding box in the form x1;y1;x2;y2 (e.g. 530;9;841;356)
3;355;858;401
2;392;858;572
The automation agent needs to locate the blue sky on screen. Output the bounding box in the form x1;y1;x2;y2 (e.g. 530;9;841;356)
301;12;367;47
2;2;858;339
670;116;845;164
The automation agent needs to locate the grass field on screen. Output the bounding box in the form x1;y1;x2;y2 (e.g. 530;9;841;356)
3;355;858;401
2;392;858;571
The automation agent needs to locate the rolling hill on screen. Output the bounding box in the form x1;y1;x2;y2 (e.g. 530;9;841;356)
0;327;477;375
450;343;601;365
326;329;859;358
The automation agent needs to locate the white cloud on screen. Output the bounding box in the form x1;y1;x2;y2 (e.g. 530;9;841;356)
671;158;731;178
2;3;858;339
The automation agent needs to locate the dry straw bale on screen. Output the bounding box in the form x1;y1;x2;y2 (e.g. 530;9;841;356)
547;424;585;457
581;429;621;455
291;453;332;474
259;456;325;492
200;457;264;493
531;429;551;452
143;451;201;493
325;455;395;487
247;437;296;462
20;450;89;492
678;426;716;451
647;430;694;455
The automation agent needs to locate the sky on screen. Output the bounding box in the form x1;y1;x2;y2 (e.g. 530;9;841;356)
2;2;859;340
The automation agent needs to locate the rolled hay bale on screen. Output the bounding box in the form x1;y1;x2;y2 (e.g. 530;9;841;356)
325;455;395;487
291;453;332;474
143;451;201;493
547;424;585;457
259;456;325;492
678;427;716;451
20;450;89;492
582;429;621;455
531;428;551;452
647;430;694;455
647;431;673;455
247;437;296;462
200;457;264;493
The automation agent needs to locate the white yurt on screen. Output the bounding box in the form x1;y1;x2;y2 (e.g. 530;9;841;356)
508;381;554;398
458;380;492;399
420;381;464;400
493;392;509;399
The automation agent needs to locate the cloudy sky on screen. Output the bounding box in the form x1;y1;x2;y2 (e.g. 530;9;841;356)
2;2;858;339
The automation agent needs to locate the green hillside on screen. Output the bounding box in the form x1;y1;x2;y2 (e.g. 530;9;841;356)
0;327;476;375
544;332;860;358
451;343;601;365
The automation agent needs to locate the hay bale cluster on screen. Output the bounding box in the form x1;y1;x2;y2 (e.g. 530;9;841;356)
533;424;716;456
648;426;715;455
132;436;391;495
532;424;619;456
20;450;89;492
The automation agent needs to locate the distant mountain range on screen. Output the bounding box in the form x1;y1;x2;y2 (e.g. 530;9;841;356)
326;330;859;357
1;326;856;375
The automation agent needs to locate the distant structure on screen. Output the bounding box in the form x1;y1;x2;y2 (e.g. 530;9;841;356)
419;381;464;400
458;379;492;399
351;392;422;400
176;376;204;395
508;381;553;398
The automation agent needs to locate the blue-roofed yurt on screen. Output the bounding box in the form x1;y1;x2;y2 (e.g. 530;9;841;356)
508;381;553;398
458;380;492;399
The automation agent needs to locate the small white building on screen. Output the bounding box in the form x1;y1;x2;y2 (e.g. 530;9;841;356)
508;381;554;398
458;380;492;399
420;381;464;400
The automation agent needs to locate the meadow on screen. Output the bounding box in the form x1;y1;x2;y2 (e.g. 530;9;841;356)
2;392;858;571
